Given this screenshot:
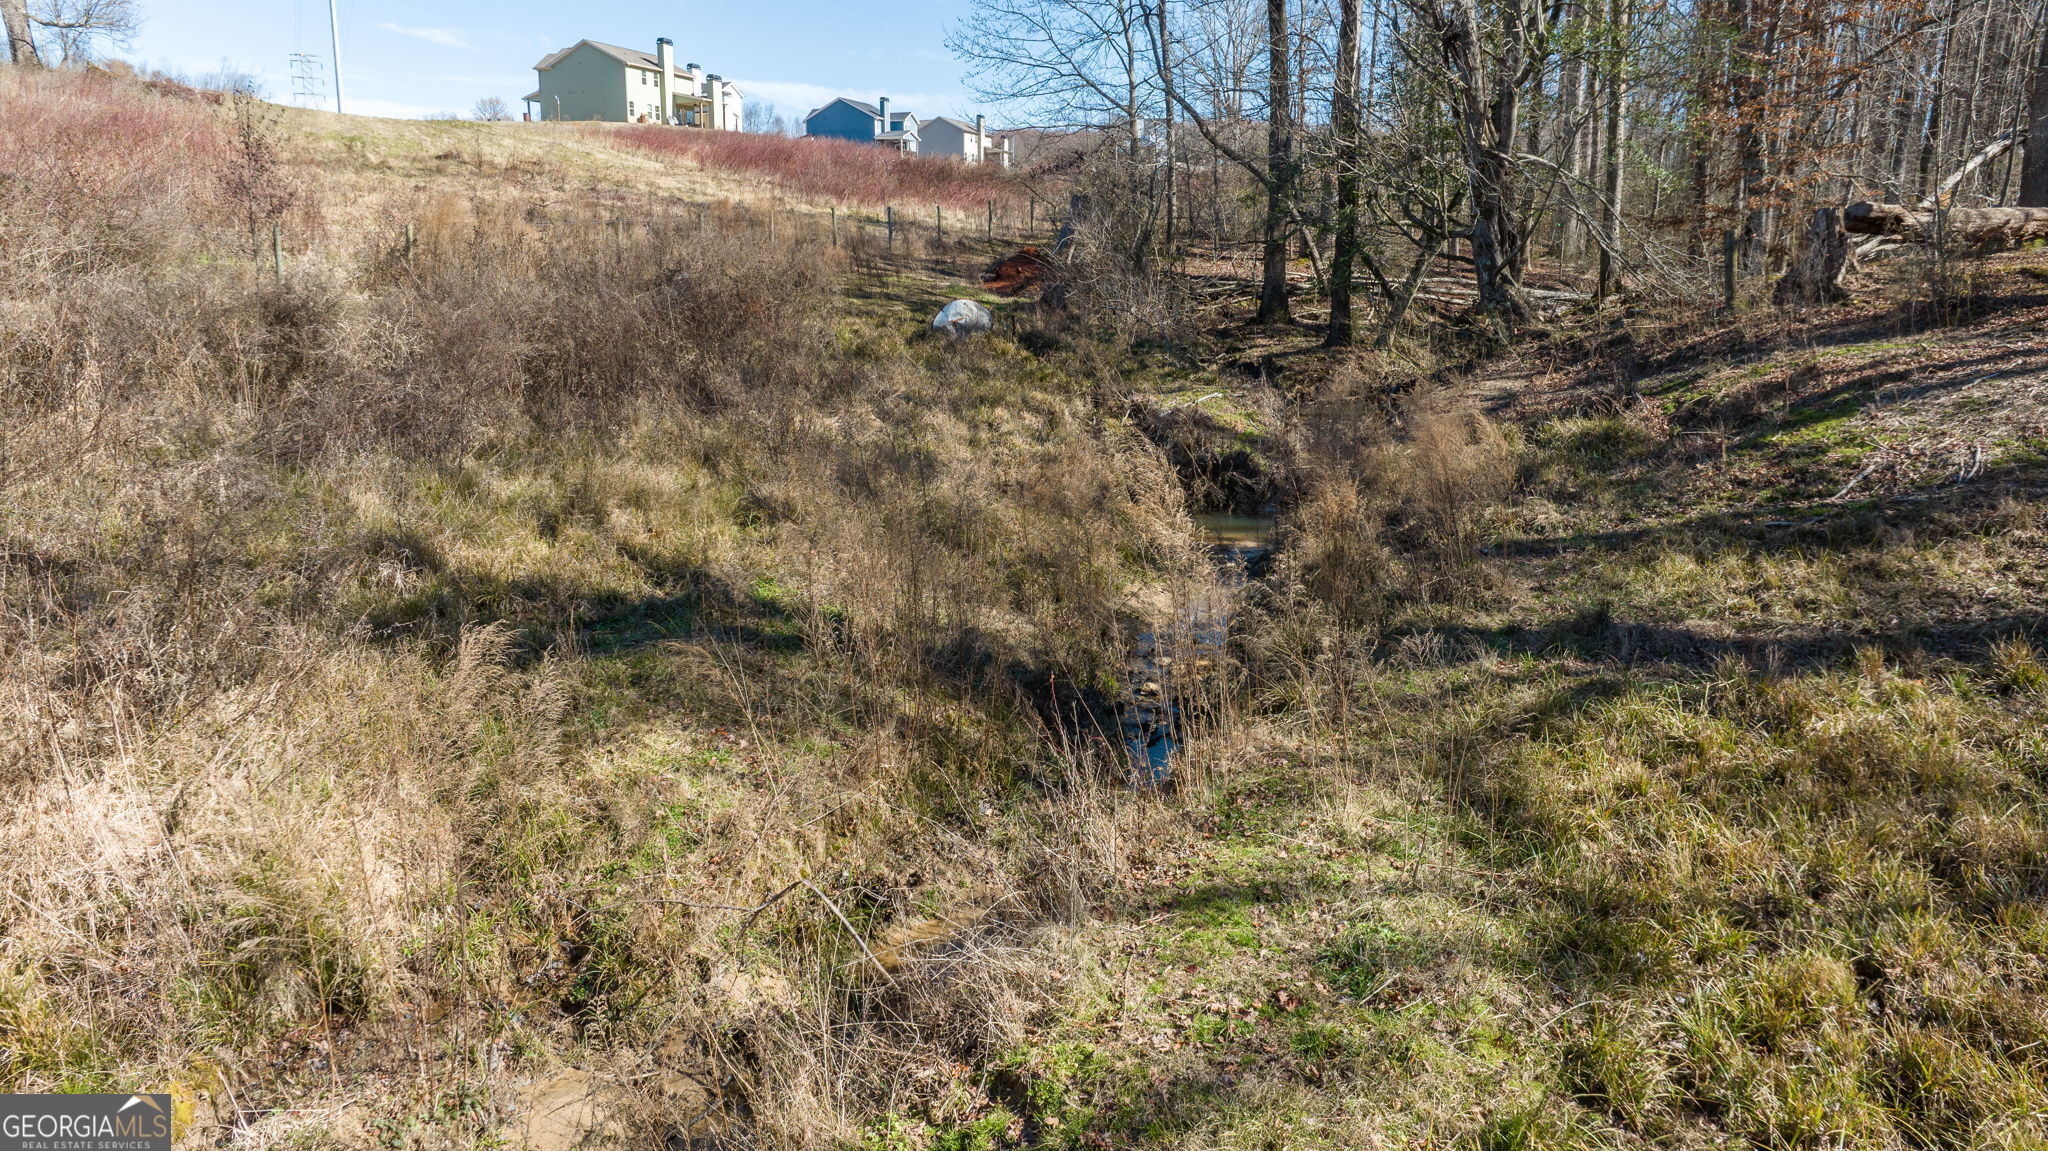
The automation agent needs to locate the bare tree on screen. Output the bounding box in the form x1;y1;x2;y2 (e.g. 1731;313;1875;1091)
1257;0;1296;322
2;0;40;65
27;0;133;63
2023;11;2048;205
472;96;512;122
1325;0;1365;344
1404;0;1549;320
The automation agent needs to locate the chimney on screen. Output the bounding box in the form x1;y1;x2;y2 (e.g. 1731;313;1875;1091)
876;96;889;138
655;38;674;124
975;113;987;161
706;74;725;129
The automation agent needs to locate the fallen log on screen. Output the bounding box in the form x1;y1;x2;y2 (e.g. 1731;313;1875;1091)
1854;131;2019;260
1844;203;2048;250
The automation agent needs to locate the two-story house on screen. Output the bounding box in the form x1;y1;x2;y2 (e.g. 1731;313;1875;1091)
525;38;743;128
803;97;1013;163
803;96;921;153
920;115;1013;166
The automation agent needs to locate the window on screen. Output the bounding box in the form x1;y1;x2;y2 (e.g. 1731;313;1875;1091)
629;101;636;114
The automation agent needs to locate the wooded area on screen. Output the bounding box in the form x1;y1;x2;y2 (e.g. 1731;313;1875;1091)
953;0;2048;338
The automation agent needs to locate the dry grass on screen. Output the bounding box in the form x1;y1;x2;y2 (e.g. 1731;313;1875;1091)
0;67;1191;1146
3;65;2046;1151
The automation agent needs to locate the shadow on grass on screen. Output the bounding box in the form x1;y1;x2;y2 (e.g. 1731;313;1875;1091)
1403;607;2047;670
1496;449;2048;562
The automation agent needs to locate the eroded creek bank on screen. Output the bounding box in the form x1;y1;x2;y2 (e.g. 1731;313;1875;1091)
1113;398;1289;781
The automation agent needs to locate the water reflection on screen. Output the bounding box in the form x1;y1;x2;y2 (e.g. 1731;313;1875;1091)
1119;512;1276;783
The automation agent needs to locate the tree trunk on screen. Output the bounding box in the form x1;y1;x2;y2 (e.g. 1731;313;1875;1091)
1845;202;2048;247
2023;11;2048;205
1598;0;1629;299
1774;207;1851;304
1325;0;1364;347
1;0;40;67
1479;0;1531;319
1259;0;1295;324
1155;0;1176;254
1443;0;1531;320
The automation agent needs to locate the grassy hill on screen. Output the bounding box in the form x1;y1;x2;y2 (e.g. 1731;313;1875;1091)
2;66;2045;1151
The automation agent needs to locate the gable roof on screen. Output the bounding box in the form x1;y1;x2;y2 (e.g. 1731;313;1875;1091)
806;96;880;121
539;39;662;71
926;116;984;132
532;39;742;93
805;97;918;127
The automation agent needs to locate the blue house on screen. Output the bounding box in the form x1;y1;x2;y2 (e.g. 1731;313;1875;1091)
803;96;920;153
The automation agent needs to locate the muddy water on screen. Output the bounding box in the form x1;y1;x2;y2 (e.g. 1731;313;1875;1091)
1119;513;1275;782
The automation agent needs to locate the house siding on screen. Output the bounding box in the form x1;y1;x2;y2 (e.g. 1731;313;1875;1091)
535;43;629;121
532;41;743;126
805;100;879;143
921;119;978;162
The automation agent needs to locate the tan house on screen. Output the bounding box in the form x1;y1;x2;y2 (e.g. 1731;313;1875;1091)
921;115;1012;166
524;38;742;128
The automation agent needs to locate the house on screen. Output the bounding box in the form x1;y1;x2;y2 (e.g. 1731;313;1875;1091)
920;115;1013;167
803;96;920;154
524;38;742;128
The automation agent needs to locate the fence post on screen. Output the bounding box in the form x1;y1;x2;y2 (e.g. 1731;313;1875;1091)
404;222;416;260
832;206;839;248
987;199;994;242
271;224;284;282
937;205;943;242
1029;200;1035;232
1722;228;1738;312
886;206;895;251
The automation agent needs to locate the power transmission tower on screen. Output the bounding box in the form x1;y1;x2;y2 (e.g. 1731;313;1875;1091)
289;53;326;109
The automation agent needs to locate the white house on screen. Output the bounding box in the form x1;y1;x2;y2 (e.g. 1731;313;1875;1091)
920;115;1013;166
525;38;743;129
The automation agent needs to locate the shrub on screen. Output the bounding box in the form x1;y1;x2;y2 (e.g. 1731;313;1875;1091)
609;125;1024;212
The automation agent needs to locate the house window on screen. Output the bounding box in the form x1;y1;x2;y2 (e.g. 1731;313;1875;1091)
629;101;636;114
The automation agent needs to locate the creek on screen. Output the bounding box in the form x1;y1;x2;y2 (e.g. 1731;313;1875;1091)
1118;512;1276;781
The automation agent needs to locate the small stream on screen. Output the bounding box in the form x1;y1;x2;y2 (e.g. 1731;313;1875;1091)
1118;512;1276;782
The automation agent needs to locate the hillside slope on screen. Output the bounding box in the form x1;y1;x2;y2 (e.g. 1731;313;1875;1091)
2;67;2045;1151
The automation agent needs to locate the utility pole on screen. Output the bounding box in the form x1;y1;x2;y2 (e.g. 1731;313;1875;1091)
328;0;346;115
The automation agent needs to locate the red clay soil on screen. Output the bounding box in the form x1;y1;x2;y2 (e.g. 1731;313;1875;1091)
984;247;1053;297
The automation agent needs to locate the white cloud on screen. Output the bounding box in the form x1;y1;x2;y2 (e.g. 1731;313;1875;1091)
377;23;474;50
736;78;971;124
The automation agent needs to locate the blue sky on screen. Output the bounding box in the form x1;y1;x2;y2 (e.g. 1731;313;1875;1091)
125;0;975;124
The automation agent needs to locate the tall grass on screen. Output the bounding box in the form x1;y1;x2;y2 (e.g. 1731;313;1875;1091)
0;65;1224;1148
